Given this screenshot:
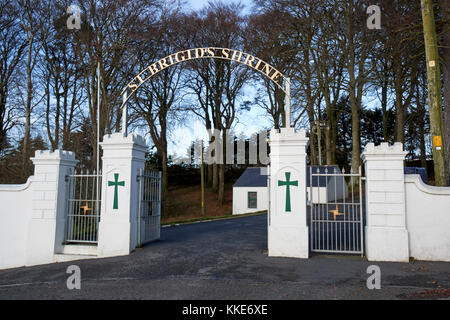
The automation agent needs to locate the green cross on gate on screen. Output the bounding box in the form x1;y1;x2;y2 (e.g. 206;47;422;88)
108;173;125;210
278;172;298;212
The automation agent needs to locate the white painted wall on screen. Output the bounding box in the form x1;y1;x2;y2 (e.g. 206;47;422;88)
268;128;309;259
1;136;149;270
0;179;33;269
362;142;409;262
232;187;268;215
0;150;82;270
306;188;327;204
98;133;147;257
363;142;450;262
405;175;450;261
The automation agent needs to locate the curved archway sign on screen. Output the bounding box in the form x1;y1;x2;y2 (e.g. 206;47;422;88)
120;47;291;135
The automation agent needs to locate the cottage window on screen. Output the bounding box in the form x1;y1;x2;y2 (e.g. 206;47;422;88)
248;192;257;209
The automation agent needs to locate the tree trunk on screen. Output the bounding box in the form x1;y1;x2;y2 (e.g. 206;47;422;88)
206;133;213;187
381;74;389;142
309;118;317;165
45;78;54;150
207;164;213;187
419;120;427;169
54;87;60;149
348;65;361;173
330;105;338;165
90;77;98;173
0;89;7;152
160;115;169;216
161;145;168;217
23;37;33;167
417;79;428;169
325;126;332;165
212;163;218;192
350;99;361;173
218;164;225;206
325;97;336;165
345;2;362;175
394;58;405;144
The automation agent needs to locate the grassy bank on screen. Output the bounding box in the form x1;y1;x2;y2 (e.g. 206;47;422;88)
163;183;233;224
162;210;267;226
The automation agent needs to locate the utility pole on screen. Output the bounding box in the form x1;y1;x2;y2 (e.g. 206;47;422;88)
421;0;447;186
201;140;206;217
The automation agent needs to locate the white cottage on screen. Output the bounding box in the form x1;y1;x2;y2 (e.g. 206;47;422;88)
232;165;348;214
232;167;268;215
306;166;349;204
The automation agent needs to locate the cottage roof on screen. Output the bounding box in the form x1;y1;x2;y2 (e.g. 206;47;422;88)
233;165;343;188
233;167;267;187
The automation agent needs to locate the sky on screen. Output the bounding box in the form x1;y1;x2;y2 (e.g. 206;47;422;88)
185;0;210;11
185;0;251;12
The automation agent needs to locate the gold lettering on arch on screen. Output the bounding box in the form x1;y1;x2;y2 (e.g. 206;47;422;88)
158;57;170;70
221;48;230;59
124;47;287;100
128;82;138;91
243;54;255;67
148;63;159;76
231;50;243;62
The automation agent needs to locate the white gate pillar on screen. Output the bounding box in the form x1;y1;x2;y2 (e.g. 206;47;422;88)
361;142;409;262
27;150;78;265
268;128;309;258
98;133;147;257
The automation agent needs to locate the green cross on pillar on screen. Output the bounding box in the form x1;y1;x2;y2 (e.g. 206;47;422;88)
278;172;298;212
108;173;125;210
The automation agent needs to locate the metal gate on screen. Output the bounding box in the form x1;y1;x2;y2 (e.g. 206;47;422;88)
137;168;161;246
307;166;365;255
65;170;102;244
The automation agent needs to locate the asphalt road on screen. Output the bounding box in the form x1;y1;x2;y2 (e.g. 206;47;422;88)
0;214;448;299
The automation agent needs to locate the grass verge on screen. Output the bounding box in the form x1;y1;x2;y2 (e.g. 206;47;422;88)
162;210;267;227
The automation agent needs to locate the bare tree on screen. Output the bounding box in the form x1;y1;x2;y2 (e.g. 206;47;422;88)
19;0;51;168
130;6;185;215
309;2;345;165
193;2;249;205
177;2;249;204
0;0;27;153
379;0;423;144
75;0;158;169
281;0;322;164
245;8;297;129
338;0;376;173
41;3;83;150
